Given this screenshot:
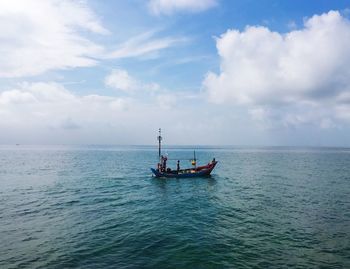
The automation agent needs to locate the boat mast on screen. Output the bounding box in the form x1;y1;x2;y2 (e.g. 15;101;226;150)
157;128;162;160
192;150;197;168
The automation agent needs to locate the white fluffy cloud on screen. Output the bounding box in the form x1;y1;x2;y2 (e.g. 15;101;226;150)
105;69;139;92
204;10;350;127
148;0;217;15
0;0;108;78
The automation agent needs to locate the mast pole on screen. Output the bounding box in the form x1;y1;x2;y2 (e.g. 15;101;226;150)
157;128;162;160
193;150;197;168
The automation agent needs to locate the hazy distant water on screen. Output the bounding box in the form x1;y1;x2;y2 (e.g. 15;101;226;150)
0;145;349;269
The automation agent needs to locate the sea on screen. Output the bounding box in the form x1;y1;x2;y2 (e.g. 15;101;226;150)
0;145;349;269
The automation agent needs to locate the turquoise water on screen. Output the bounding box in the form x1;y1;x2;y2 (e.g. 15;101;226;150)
0;145;349;268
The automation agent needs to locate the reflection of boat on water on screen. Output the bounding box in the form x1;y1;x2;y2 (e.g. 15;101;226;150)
151;129;218;178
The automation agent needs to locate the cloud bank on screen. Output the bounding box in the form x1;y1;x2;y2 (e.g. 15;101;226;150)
204;10;350;127
0;82;128;125
0;82;229;145
0;82;132;143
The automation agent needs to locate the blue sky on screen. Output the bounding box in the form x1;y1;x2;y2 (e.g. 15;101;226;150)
0;0;350;146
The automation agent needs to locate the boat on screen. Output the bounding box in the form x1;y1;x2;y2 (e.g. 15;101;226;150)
151;129;218;178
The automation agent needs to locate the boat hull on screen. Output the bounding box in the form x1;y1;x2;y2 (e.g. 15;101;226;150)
151;161;217;178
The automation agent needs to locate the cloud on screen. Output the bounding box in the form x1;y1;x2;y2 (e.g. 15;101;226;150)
0;82;129;132
0;81;229;145
105;69;139;92
0;1;188;77
103;68;199;110
156;93;178;109
1;80;347;146
0;0;108;78
287;20;297;30
108;31;186;59
203;10;350;128
61;118;81;130
104;68;161;94
148;0;217;15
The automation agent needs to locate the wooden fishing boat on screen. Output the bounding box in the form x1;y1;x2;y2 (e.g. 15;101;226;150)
151;129;218;178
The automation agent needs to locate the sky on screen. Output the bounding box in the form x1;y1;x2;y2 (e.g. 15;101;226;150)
0;0;350;146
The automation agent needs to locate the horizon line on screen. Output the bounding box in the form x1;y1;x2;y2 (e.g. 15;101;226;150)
1;144;350;149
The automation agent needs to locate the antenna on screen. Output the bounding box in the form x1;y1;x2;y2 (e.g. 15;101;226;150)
157;128;162;160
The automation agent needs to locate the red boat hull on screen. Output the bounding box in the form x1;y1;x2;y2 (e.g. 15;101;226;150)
151;161;218;178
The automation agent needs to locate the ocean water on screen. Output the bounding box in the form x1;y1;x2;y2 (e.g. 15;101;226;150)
0;145;349;269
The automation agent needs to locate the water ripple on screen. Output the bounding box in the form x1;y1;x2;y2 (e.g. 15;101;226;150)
0;146;349;268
